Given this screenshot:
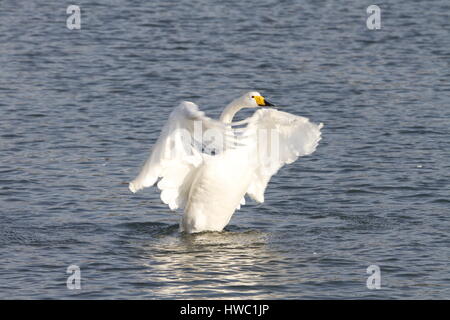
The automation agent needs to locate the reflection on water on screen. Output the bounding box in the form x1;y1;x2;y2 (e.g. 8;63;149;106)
135;228;284;299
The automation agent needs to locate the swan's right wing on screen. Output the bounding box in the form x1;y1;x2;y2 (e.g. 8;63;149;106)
129;101;226;210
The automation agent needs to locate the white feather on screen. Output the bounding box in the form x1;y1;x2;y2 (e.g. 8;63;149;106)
243;108;323;203
129;101;226;210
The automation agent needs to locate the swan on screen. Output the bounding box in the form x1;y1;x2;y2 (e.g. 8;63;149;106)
129;91;323;233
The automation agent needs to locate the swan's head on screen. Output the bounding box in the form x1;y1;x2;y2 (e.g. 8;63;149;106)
220;91;276;123
239;91;275;108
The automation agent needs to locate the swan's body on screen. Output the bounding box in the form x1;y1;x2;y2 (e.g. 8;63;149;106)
181;149;254;232
129;92;323;233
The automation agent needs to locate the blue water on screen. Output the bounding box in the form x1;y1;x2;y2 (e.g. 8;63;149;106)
0;0;449;299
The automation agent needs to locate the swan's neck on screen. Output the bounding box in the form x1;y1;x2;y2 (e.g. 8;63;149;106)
219;100;245;124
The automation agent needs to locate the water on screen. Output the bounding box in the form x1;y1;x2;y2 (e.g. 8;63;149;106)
0;0;449;299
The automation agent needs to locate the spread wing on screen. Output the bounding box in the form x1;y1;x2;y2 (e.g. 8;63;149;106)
242;108;323;203
129;101;227;210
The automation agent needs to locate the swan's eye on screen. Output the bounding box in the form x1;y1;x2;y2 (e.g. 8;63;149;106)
251;96;255;98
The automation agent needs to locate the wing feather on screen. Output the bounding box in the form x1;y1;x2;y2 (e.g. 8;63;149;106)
243;108;323;203
129;101;226;210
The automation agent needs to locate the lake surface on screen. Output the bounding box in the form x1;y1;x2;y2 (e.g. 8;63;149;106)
0;0;449;299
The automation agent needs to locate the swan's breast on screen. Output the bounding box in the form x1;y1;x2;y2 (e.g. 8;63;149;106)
182;154;253;233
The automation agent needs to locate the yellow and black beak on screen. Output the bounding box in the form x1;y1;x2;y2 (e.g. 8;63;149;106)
255;95;275;107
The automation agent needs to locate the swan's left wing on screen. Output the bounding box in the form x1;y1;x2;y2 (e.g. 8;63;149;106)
242;108;323;203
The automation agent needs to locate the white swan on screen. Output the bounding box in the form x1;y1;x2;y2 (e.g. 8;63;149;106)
129;91;323;233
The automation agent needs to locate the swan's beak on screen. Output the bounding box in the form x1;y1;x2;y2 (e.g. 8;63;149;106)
255;96;275;107
263;99;275;107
